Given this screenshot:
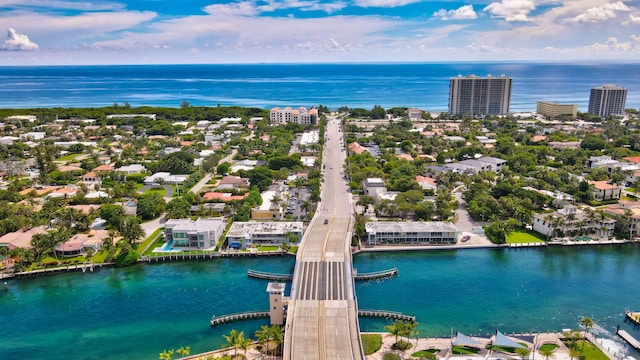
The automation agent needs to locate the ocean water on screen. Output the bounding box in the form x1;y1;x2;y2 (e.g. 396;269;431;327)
2;246;640;359
1;63;640;111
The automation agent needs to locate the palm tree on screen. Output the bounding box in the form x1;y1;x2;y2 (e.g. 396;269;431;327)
237;336;252;358
515;347;531;360
254;325;271;356
580;317;594;351
384;320;405;345
269;325;284;356
223;329;244;357
568;346;581;360
538;345;556;360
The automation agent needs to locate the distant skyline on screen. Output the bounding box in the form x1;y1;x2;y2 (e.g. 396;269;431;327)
1;0;640;65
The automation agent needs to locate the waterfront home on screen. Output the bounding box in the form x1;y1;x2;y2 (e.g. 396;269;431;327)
0;226;48;250
532;205;616;239
605;200;640;238
54;230;108;257
163;217;226;249
226;221;303;249
364;221;459;246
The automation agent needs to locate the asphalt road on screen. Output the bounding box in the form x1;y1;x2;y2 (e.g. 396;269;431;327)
284;115;363;360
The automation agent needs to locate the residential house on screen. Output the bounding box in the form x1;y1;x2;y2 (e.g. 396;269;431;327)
218;175;250;190
605;201;640;238
54;229;108;257
226;221;303;249
81;171;101;184
347;142;369;155
251;190;283;220
0;226;47;250
415;176;437;192
589;181;621;201
163;217;226;249
362;178;387;201
116;164;146;175
532;205;615;239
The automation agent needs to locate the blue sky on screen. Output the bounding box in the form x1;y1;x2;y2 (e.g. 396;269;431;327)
1;0;640;65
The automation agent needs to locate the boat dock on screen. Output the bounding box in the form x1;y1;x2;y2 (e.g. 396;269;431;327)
1;262;104;279
358;309;416;322
617;328;640;350
210;311;270;326
626;311;640;326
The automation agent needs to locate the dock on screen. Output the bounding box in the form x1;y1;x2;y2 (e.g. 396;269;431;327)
358;309;416;322
617;329;640;350
210;311;270;326
626;311;640;326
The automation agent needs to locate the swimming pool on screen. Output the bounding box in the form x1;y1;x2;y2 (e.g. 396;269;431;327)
153;240;181;253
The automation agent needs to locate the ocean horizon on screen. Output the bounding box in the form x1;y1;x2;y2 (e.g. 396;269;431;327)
1;62;639;112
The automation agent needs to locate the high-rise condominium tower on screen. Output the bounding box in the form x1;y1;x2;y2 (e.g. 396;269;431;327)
449;74;512;116
588;84;627;117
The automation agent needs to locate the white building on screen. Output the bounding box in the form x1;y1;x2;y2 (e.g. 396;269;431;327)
19;132;46;141
365;221;459;246
144;172;189;185
107;114;156;120
226;221;303;249
269;107;318;126
163;217;226;249
362;178;387;201
116;164;146;175
532;205;615;239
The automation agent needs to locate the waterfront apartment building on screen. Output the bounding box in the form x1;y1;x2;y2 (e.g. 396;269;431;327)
163;217;226;249
588;84;627;117
536;101;577;119
269;107;318;126
365;221;459;246
226;221;303;249
449;74;512;116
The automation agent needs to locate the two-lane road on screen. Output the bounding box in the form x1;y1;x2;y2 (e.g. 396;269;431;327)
284;115;363;360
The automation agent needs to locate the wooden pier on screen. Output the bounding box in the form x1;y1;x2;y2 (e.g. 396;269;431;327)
354;268;398;280
358;309;416;322
210;311;270;326
1;262;104;279
617;329;640;350
626;310;640;326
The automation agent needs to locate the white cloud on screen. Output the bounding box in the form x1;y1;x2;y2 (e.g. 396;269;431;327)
568;1;631;23
433;5;477;21
354;0;421;8
590;35;640;51
623;14;640;25
203;2;260;16
0;0;125;11
1;28;39;50
483;0;536;22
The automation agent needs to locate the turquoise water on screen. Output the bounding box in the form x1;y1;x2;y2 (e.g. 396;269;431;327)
2;246;639;359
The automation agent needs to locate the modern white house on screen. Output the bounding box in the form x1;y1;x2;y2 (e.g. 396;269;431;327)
163;217;226;249
365;221;459;246
226;221;303;249
532;205;616;239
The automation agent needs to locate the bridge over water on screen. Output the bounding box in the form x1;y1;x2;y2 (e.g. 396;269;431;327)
283;116;364;359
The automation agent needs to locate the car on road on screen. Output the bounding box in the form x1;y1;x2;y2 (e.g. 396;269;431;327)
324;219;329;224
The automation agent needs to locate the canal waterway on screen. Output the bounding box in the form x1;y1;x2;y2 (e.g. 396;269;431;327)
2;245;639;359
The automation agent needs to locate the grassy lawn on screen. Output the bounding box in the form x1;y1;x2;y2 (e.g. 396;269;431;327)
361;334;382;355
144;187;166;197
451;346;481;354
288;246;298;254
412;349;440;356
142;231;166;256
91;250;110;263
56;153;86;161
573;341;608;360
539;343;559;352
506;231;546;244
257;246;280;251
137;228;163;257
